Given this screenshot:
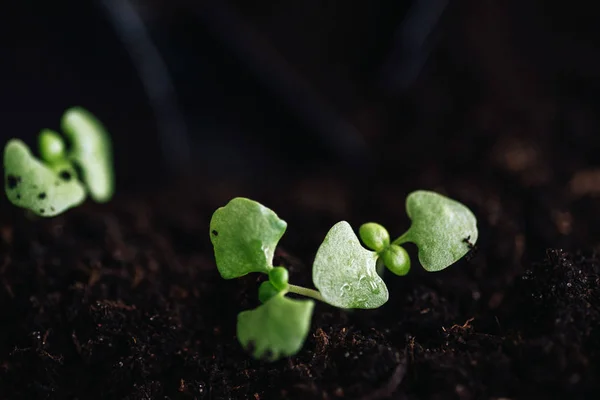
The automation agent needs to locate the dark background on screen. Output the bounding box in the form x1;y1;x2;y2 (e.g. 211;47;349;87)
2;0;600;189
5;2;600;398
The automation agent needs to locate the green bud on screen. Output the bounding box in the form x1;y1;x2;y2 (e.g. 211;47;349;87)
38;129;66;164
381;244;410;276
258;281;280;303
269;266;289;291
359;222;390;252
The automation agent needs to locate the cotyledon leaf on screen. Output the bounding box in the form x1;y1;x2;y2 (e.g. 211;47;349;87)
4;139;86;217
61;107;114;203
38;129;67;164
210;197;287;279
237;293;314;361
313;221;388;309
395;190;478;272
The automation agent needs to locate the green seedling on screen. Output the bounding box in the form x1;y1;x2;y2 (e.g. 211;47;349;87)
360;191;479;274
4;107;114;216
210;191;478;361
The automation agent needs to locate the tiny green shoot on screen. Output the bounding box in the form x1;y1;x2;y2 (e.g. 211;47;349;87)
4;140;86;216
380;245;411;276
209;191;478;361
360;190;479;273
3;107;114;216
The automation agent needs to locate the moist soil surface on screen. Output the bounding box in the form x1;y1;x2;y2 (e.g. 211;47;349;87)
3;106;600;400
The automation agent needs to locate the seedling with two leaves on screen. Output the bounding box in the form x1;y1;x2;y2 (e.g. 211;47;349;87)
4;107;114;216
210;191;478;361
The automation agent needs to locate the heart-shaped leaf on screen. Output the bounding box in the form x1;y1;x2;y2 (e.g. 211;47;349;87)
210;197;287;279
61;107;114;203
4;139;86;217
313;221;388;309
395;190;478;271
237;294;314;361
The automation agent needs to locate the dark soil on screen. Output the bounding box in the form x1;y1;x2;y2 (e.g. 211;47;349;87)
3;121;600;400
4;49;600;399
5;1;600;398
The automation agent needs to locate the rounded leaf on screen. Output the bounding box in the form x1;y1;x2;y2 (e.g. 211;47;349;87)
237;293;314;361
269;267;289;291
61;107;114;203
4;139;86;217
359;222;390;252
38;129;66;164
381;244;410;276
397;190;478;271
313;221;388;309
258;281;280;303
210;197;287;279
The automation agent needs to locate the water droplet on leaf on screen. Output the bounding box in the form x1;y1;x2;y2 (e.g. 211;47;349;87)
339;283;351;296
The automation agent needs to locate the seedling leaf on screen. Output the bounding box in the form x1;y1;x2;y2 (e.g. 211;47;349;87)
258;281;280;303
4;139;86;217
210;197;287;279
38;129;66;164
381;244;410;276
359;222;390;252
61;107;114;203
269;267;289;291
237;293;314;361
396;190;478;271
313;221;388;309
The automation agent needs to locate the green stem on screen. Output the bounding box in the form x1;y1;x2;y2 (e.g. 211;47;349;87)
391;231;410;246
376;257;385;277
287;284;325;302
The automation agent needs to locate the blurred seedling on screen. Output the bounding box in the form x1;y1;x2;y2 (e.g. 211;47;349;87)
4;107;114;217
209;191;478;361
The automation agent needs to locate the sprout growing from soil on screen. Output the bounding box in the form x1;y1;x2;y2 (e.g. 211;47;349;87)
3;107;114;216
210;192;478;361
360;190;479;274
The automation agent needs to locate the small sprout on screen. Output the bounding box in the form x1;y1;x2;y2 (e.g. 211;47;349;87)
269;267;289;291
313;221;388;309
210;192;478;361
237;293;314;361
210;197;287;279
38;129;66;164
394;191;478;272
381;245;410;276
3;107;115;217
258;281;280;304
61;107;114;202
359;222;390;252
4;139;86;217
